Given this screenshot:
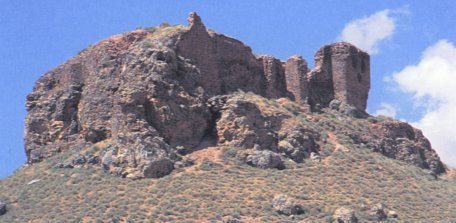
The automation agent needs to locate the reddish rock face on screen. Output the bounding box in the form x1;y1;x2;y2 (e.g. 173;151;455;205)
369;120;445;174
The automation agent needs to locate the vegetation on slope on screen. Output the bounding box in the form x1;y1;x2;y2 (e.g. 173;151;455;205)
1;94;456;222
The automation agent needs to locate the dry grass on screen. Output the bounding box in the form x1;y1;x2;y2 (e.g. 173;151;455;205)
1;142;456;222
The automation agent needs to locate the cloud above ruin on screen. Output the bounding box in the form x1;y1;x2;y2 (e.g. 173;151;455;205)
339;8;406;54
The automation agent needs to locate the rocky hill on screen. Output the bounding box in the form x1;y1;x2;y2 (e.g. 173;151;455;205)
1;12;456;222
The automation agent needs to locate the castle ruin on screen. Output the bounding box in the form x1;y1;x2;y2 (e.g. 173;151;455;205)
177;12;370;113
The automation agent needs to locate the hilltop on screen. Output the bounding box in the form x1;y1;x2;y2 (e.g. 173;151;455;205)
1;12;455;222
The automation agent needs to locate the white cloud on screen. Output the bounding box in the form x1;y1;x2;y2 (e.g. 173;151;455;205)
374;103;398;118
392;39;456;167
339;9;404;54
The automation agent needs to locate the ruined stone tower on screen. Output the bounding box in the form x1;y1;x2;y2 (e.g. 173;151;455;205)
308;42;370;112
284;56;309;104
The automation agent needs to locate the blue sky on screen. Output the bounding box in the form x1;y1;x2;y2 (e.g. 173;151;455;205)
1;1;456;178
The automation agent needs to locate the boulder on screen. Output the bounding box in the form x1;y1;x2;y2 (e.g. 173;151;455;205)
342;105;367;118
333;207;358;223
101;150;115;168
272;194;304;216
216;98;282;151
142;159;174;178
244;150;285;170
277;126;319;163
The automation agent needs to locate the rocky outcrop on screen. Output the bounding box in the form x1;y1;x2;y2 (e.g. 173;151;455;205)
340;119;446;175
215;96;284;151
214;94;321;167
242;150;285;169
278;126;320;163
24;12;445;179
370;120;445;174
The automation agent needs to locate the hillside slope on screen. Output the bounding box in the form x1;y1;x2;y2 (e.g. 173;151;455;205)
2;93;456;222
